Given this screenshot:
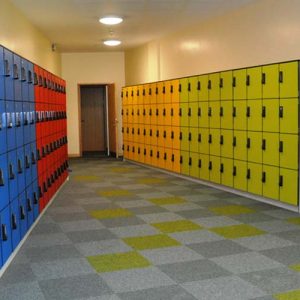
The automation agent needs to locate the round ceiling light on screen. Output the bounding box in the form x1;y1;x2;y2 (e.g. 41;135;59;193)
99;16;123;25
103;39;122;46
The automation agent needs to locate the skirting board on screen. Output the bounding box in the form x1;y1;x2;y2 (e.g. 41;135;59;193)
124;159;300;214
0;177;70;279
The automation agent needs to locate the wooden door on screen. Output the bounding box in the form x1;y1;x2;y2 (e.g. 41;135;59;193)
107;84;118;156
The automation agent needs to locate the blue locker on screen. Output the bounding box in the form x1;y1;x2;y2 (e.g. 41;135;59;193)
10;197;20;250
28;62;34;102
7;150;18;201
0;46;4;100
6;100;16;151
32;180;39;220
24;144;32;187
0;153;9;211
26;185;34;228
19;192;27;239
17;147;25;194
31;142;37;181
0;100;7;154
15;101;24;148
4;48;14;101
23;102;30;144
29;102;36;142
13;54;22;102
21;59;29;102
0;205;12;265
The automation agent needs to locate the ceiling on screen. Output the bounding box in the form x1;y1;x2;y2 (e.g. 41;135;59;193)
11;0;256;52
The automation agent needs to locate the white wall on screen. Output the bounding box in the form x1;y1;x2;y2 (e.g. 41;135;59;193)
61;52;125;156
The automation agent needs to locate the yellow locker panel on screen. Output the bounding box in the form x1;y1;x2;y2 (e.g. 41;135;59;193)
164;80;172;103
134;126;139;143
138;85;144;104
279;168;298;206
220;129;233;158
189;152;199;178
156;104;164;126
145;145;151;165
171;79;180;103
262;165;279;201
247;131;262;164
132;86;138;106
189;102;199;128
172;149;181;173
209;155;221;184
179;78;189;103
122;88;127;106
209;101;221;128
139;125;145;144
180;102;189;127
279;134;298;169
189;127;199;153
171;102;180;127
180;151;190;176
233;68;247;100
172;126;180;150
198;101;209;128
247;66;262;100
133;143;139;161
198;74;209;101
137;104;144;124
233;100;247;130
164;103;172;126
189;76;199;102
133;107;139;124
233;130;247;161
221;158;234;187
279;61;299;99
247;100;262;132
220;70;233;100
127;86;133;105
143;104;150;125
279;98;298;134
233;160;247;191
180;127;189;152
199;154;210;181
157;147;165;169
156;126;164;148
247;162;263;196
128;144;134;160
164;126;172;150
199;128;209;154
209;129;221;157
262;99;279;133
262;64;279;99
262;132;279;166
220;100;233;129
165;148;173;171
208;73;220;101
150;125;157;146
156;82;163;104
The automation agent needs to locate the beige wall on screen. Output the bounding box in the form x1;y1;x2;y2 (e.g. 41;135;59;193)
0;0;61;75
61;52;125;156
125;0;300;85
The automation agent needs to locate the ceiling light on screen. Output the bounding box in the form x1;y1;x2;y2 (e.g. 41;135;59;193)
99;16;123;25
103;39;121;46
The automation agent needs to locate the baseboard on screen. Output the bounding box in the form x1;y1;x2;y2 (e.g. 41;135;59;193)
68;154;81;158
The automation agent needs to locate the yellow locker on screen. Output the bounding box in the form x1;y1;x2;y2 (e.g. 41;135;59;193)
262;132;279;166
220;129;233;158
145;145;151;165
247;162;263;196
171;102;180;127
171;79;180;103
134;126;140;143
150;125;157;146
209;129;221;157
262;166;279;201
247;100;262;132
179;78;189;102
180;151;190;176
180;127;189;152
279;61;299;99
155;82;162;104
233;160;247;191
233;69;247;100
189;152;199;178
198;101;209;128
127;86;133;106
164;103;172;126
122;88;127;106
262;99;279;132
199;154;210;181
221;158;234;187
164;126;172;150
189;127;198;153
172;149;181;173
262;64;279;99
132;86;138;106
209;156;221;184
209;101;221;128
247;66;262;100
208;73;220;101
133;143;139;161
279;98;298;134
133;107;139;124
233;100;247;130
198;128;209;154
279;134;298;169
139;125;145;144
198;74;209;101
143;104;150;125
157;147;165;169
156;104;164;126
220;101;233;129
144;125;151;145
157;126;164;148
247;131;262;164
233;130;247;161
220;71;233;100
189;102;198;128
172;126;180;150
279;168;298;206
138;85;144;104
165;148;173;171
128;144;134;160
164;80;172;103
189;76;199;102
180;102;189;127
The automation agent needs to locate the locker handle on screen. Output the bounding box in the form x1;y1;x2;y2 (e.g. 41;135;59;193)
179;108;182;116
138;147;141;154
150;150;153;157
170;85;173;93
220;163;224;173
262;172;266;183
156;109;159;116
4;60;10;76
137;128;140;135
189;157;192;166
38;186;43;198
171;108;174;116
279;175;283;187
149;109;152;116
24;113;28;125
121;127;124;133
21;67;26;82
132;147;135;153
232;77;236;87
132;128;134;134
0;169;4;186
180;156;183;164
144;149;146;155
246;106;250;117
279;106;283;118
279;141;283;153
150;129;152;137
171;154;175;162
137;90;139;97
16;113;21;127
209;161;212;170
188;82;191;92
189;132;192;141
163;131;166;138
2;224;8;241
25;155;30;168
13;64;19;79
246;75;250;86
198;133;201;142
247;169;251;179
143;89;145;96
188;108;191;117
247;138;251;149
179;132;182;140
262;106;266;118
233;166;237;176
31;151;36;165
208;80;211;90
11;214;17;230
143;109;146;116
171;131;174;139
163;109;166;116
219;78;223;88
137;109;140;116
156;130;159;137
220;107;223;117
33;73;38;85
131;110;134;116
262;139;266;150
198;107;201;117
149;88;152;96
232;106;236;117
179;84;182;92
220;135;224;145
157;151;160;159
20;206;25;220
143;129;146;136
197;81;201;91
279;71;283;83
198;159;202;168
37;149;41;161
47;177;52;188
9;163;15;180
208;107;212;117
262;73;266;84
155;87;158;95
164;153;167;160
27;198;32;212
163;86;166;94
208;134;212;144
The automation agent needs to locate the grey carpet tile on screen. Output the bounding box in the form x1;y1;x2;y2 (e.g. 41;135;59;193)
30;222;63;235
273;230;300;244
176;208;216;219
99;216;146;228
59;219;105;233
260;245;300;265
228;212;278;224
66;229;117;243
50;212;91;222
127;205;168;215
23;232;72;248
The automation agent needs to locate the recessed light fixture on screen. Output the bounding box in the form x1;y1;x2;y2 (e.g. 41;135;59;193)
99;16;123;25
103;39;122;46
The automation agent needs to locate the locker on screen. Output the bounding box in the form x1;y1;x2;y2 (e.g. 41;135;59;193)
19;192;28;239
13;54;22;101
8;150;18;201
279;98;298;134
247;66;262;99
189;127;198;153
164;81;171;103
262;132;279;166
32;180;39;220
189;152;199;178
262;64;279;99
17;147;26;194
221;158;234;187
179;78;189;102
15;101;24;148
220;129;233;158
23;102;30;145
156;82;163;104
165;148;173;171
28;61;34;102
180;151;190;176
199;154;210;181
209;156;221;184
198;101;209;128
247;162;262;196
164;126;172;150
133;107;138;124
247;131;262;164
137;104;143;124
138;124;145;144
172;126;180;150
4;48;14;101
233;130;247;161
164;103;172;126
198;74;209;101
0;46;4;100
180;127;189;152
6;100;16;151
157;147;165;169
233;68;247;100
279;61;299;98
208;73;220;101
0;100;7;154
262;165;279;201
132;86;138;106
0;153;9;211
188;76;198;102
279;134;298;169
209;101;221;128
233;100;247;130
157;126;164;148
209;129;220;157
279;168;298;206
0;205;12;264
21;59;29;102
150;125;157;146
127;87;133;105
180;102;189;127
262;99;279;132
171;102;180;127
198;128;209;154
188;102;198;128
144;125;151;145
247;100;262;131
171;80;180;103
172;149;181;173
10;197;20;250
220;101;233;129
156;104;164;125
220;71;233;100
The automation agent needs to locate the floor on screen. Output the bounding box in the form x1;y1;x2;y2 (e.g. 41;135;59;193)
1;159;300;300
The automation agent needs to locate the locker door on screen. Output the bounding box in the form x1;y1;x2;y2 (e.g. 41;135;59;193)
209;155;221;184
23;102;30;145
26;185;34;228
220;129;233;158
209;101;220;128
188;102;198;128
172;149;181;173
247;100;262;132
156;126;164;148
233;160;247;191
32;180;39;220
247;163;263;196
262;166;279;201
171;103;180;127
15;101;24;148
262;132;279;166
220;71;233;100
151;103;158;126
6;100;16;151
208;73;220;101
13;54;22;101
132;86;138;106
247;132;262;164
279;98;298;134
0;100;7;154
164;126;172;150
189;127;198;153
279;134;298;169
279;169;298;206
0;153;9;211
221;158;233;187
139;124;145;144
156;82;163;104
180;127;189;152
279;61;299;98
8;150;18;201
17;147;26;194
145;145;151;165
28;61;34;103
189;76;198;102
198;74;209;101
171;80;180;103
233;130;247;161
209;129;220;157
164;103;172;126
150;125;157;146
144;104;150;125
199;154;209;181
220;101;233;129
4;49;14;101
172;126;180;150
10;197;20;250
233;100;247;130
180;151;190;176
198;128;209;154
0;205;12;264
189;152;199;178
165;148;173;171
19;192;28;239
180;102;189;127
262;64;279;99
179;78;189;102
247;66;262;100
233;69;247;100
198;101;209;128
164;80;171;104
21;59;29;102
262;99;279;133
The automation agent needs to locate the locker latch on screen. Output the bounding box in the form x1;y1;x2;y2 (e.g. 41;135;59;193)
138;148;140;154
163;86;166;94
279;141;283;153
198;134;201;142
198;159;202;168
137;109;140;116
220;107;223;117
163;109;166;116
170;85;173;93
247;169;251;179
262;106;266;118
164;153;167;160
144;149;147;155
132;147;135;153
171;131;174;139
233;166;237;176
163;131;167;138
11;214;17;230
208;134;212;144
179;108;182;116
38;186;43;198
246;106;250;117
219;78;223;88
150;150;153;157
171;108;174;116
262;139;266;150
232;77;236;87
4;60;10;77
279;71;283;83
232;107;236;117
171;154;175;162
180;156;183;164
262;73;266;84
246;75;250;86
2;224;8;241
262;172;266;183
209;161;212;170
197;81;201;91
13;64;19;79
0;169;4;186
137;128;140;135
149;88;152;96
24;113;28;125
188;108;191;117
16;113;21;127
25;155;30;168
27;198;32;212
189;157;192;166
21;67;26;82
143;89;145;96
189;133;192;141
198;107;201;117
220;163;224;173
137;90;140;97
179;132;182;140
149;109;152;116
157;151;160;159
156;130;159;137
220;135;224;145
279;175;283;187
246;138;251;149
179;84;182;92
20;206;26;220
208;107;212;117
279;106;283;118
34;73;38;85
9;164;15;180
233;136;236;147
208;80;211;90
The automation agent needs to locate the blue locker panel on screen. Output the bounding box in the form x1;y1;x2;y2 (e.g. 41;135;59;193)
6;100;16;151
0;46;4;100
0;153;9;211
17;147;25;194
4;48;14;101
13;54;22;101
32;180;39;220
0;100;7;154
31;142;37;181
23;102;30;145
26;185;34;228
15;101;24;148
10;197;20;250
24;144;32;187
0;205;12;265
7;150;18;201
28;62;34;102
29;102;36;142
19;192;27;239
21;59;29;102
